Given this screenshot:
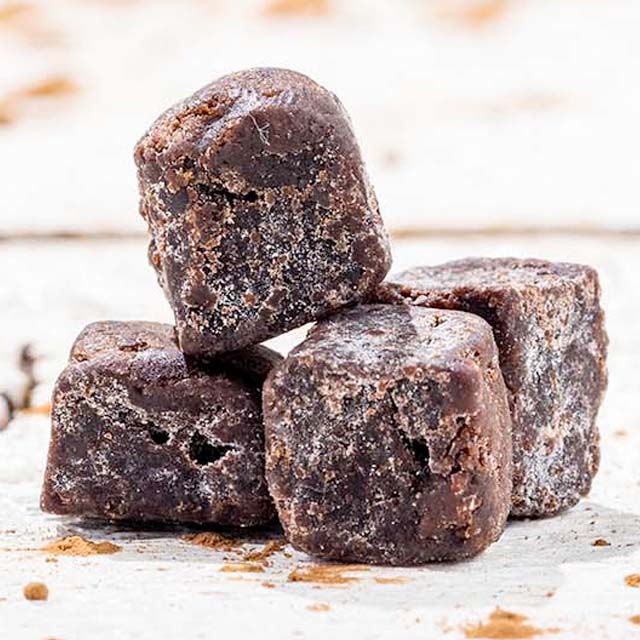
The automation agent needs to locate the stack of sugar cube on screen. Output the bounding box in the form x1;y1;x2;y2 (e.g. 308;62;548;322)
41;68;607;565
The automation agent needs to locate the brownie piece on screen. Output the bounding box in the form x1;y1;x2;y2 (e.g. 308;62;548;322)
41;321;280;526
134;67;391;357
264;305;512;565
376;258;608;518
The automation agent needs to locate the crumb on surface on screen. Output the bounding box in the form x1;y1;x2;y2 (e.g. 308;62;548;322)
630;615;640;625
436;0;508;28
264;0;330;17
373;576;409;585
243;539;286;564
0;100;15;124
22;76;77;98
288;564;369;586
219;562;264;573
23;581;48;601
625;574;640;588
20;403;51;416
306;602;331;612
261;581;276;588
182;532;244;553
592;538;610;547
463;607;559;638
0;2;32;22
42;536;120;557
0;75;77;127
0;1;61;46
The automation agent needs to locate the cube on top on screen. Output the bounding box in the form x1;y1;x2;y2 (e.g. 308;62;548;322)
41;321;280;527
264;305;512;565
135;67;391;357
376;257;608;517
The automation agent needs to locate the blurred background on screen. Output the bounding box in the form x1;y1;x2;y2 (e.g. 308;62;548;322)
1;0;638;236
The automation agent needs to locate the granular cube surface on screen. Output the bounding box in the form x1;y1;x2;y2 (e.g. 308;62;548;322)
134;67;391;356
41;321;280;526
376;258;608;517
264;305;512;565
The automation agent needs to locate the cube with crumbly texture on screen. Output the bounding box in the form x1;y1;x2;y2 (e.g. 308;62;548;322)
264;305;512;565
134;67;391;357
376;258;608;518
41;321;280;526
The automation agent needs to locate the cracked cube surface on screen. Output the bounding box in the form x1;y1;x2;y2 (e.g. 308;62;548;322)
263;305;512;565
41;321;280;526
376;258;608;518
134;67;391;357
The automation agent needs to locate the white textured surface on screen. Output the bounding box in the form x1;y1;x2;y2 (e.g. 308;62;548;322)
1;234;640;639
1;0;639;234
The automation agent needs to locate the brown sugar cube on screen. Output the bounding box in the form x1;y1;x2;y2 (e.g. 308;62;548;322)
134;67;391;357
41;321;280;526
264;305;512;565
376;257;608;517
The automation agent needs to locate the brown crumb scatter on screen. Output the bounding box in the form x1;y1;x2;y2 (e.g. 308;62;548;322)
630;615;640;625
23;581;48;601
264;0;330;17
0;2;33;23
625;574;640;588
0;104;14;125
592;538;610;547
219;562;264;573
182;532;243;553
22;76;76;98
0;75;77;127
243;539;286;563
373;576;409;585
614;429;627;436
463;608;560;638
544;591;555;598
21;403;51;416
261;581;276;588
45;557;58;563
306;602;331;612
0;2;61;46
288;564;369;586
42;535;120;557
437;0;508;28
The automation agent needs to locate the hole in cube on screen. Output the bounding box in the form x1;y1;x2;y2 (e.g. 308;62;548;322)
189;432;233;466
146;424;169;445
400;431;430;471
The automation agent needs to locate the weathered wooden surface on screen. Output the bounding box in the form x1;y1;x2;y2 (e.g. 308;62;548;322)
1;0;639;235
1;234;639;639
